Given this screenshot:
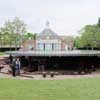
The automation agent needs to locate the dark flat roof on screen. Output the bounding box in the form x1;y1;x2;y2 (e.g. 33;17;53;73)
6;50;100;57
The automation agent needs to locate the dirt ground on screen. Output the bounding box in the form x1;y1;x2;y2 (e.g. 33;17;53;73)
0;70;100;80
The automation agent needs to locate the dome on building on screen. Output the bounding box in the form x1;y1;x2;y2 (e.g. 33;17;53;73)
40;28;57;35
37;28;59;39
40;21;57;35
37;21;59;39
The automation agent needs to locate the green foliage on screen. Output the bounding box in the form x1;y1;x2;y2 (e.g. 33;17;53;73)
97;17;100;27
0;17;27;47
75;18;100;49
23;33;36;40
74;37;80;48
0;52;6;56
0;17;26;35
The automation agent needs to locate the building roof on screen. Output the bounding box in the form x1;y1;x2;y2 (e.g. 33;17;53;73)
37;21;60;40
40;28;56;35
37;28;59;40
6;50;100;57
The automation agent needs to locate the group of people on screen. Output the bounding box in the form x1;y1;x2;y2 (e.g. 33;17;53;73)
11;58;21;77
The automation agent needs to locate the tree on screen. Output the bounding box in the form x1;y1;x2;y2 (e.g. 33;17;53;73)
97;17;100;27
23;33;36;40
0;17;27;49
75;17;100;49
74;36;80;48
75;23;100;49
1;17;26;35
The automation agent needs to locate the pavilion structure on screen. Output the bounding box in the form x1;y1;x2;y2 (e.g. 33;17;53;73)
7;22;100;74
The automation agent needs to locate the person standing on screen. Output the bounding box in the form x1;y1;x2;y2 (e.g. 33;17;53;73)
9;54;13;64
16;58;21;76
12;58;16;77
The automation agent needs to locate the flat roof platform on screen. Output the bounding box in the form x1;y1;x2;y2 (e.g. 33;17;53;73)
6;50;100;57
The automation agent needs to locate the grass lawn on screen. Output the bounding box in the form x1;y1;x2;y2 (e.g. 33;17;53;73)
0;52;8;57
0;52;6;56
0;77;100;100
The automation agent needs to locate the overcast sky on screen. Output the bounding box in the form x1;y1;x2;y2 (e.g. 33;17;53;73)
0;0;100;36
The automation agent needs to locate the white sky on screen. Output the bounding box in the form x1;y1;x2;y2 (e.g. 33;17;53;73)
0;0;100;36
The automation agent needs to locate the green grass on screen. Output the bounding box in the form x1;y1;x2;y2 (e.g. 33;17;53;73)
0;52;5;55
0;77;100;100
0;52;7;57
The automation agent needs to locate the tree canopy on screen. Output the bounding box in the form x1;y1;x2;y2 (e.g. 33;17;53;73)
0;17;26;35
75;18;100;49
0;17;27;48
23;33;36;40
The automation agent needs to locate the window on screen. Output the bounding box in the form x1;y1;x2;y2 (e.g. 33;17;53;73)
45;43;52;51
38;43;44;51
53;43;60;51
37;40;61;51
